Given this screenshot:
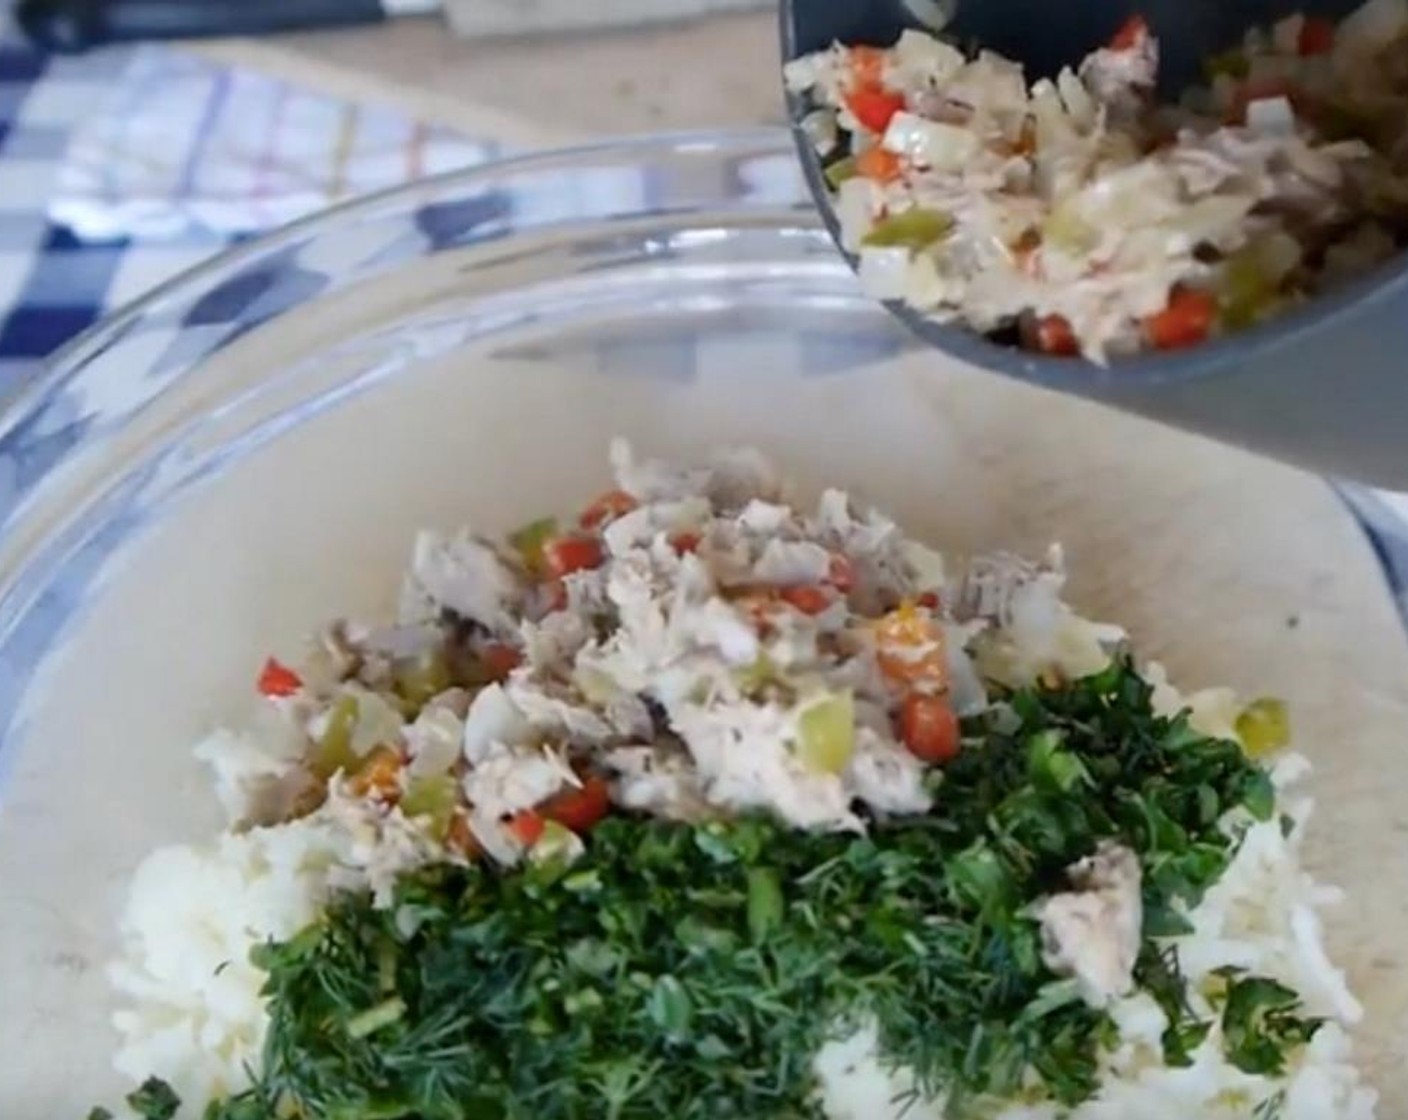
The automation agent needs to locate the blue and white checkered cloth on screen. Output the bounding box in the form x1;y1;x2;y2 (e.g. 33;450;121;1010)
51;47;492;240
0;26;497;405
0;37;232;396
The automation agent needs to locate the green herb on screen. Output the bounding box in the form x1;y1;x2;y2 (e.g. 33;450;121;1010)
91;1078;180;1120
1220;972;1324;1076
1135;943;1210;1067
93;659;1304;1120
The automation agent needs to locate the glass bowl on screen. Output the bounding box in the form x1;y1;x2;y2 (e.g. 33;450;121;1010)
1;129;1406;1114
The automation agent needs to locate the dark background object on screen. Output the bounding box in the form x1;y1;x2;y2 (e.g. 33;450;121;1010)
782;0;1408;489
16;0;391;52
787;0;1359;93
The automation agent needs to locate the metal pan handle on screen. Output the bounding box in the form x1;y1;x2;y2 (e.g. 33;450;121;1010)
17;0;394;52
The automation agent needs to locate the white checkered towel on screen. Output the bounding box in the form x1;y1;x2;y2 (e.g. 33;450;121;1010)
49;47;496;241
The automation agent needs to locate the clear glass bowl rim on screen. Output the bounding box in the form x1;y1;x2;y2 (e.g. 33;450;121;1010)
0;126;803;445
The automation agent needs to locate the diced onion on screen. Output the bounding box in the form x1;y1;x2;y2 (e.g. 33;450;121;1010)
882;111;981;170
835;177;878;253
858;245;914;300
407;708;464;776
1246;96;1297;137
893;28;964;82
1056;68;1097;129
462;684;530;763
344;685;405;758
1162;195;1257;249
802;109;838;157
1255;231;1304;283
904;252;956;309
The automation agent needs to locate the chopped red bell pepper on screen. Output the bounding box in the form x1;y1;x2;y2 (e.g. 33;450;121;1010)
1035;314;1080;356
898;693;961;764
579;489;638;530
509;810;546;847
257;657;303;698
1108;14;1149;51
845;86;907;134
1145;287;1217;350
542;775;611;834
670;531;702;555
779;585;834;616
543;535;605;579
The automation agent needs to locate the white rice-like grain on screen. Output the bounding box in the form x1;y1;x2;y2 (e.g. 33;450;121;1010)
108;821;342;1106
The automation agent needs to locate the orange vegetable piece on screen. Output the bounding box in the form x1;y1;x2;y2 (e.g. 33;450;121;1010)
509;810;546;847
874;602;948;691
541;775;612;834
544;534;605;579
1144;287;1216;350
856;146;903;182
898;693;961;764
348;745;403;801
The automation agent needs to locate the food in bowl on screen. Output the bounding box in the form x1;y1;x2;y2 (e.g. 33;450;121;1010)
91;443;1372;1119
784;1;1408;361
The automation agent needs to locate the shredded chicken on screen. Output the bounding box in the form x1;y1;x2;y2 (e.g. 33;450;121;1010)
219;443;1123;865
1036;841;1145;1007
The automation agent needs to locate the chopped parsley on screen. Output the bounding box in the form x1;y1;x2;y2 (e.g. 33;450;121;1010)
92;660;1323;1119
85;1077;180;1120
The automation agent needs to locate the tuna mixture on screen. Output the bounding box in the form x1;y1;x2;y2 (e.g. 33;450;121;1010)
785;1;1408;360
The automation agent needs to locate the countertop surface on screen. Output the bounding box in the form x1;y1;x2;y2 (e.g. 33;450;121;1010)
193;12;785;145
